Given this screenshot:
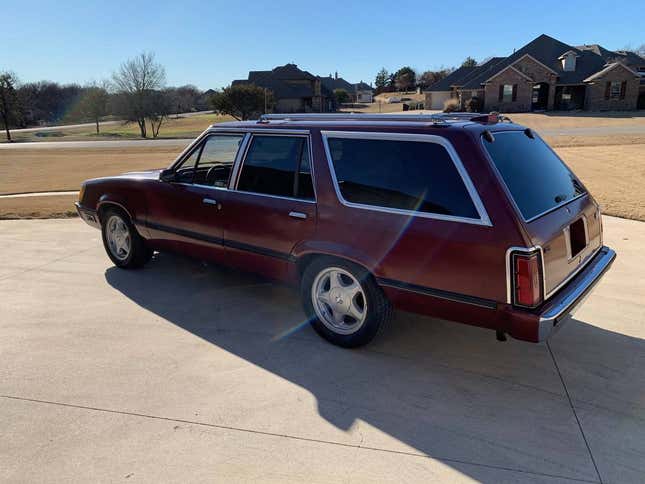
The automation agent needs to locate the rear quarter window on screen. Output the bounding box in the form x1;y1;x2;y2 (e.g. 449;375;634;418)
483;131;585;221
325;136;480;220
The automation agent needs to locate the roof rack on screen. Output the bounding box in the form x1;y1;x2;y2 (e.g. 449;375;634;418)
257;112;506;125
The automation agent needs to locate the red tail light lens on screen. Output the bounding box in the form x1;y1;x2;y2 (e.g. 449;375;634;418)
513;253;543;307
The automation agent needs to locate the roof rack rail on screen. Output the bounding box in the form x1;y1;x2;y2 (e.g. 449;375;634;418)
257;112;505;125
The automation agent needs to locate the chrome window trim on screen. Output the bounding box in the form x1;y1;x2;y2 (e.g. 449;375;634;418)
231;132;317;203
320;131;492;226
480;130;587;224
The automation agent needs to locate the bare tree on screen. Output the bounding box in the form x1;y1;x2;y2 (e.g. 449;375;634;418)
0;72;20;142
147;90;171;138
112;52;166;138
77;81;110;134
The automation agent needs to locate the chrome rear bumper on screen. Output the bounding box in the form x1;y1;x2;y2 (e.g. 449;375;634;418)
538;246;616;341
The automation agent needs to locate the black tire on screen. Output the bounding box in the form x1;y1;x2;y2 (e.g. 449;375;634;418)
100;207;152;269
301;256;392;348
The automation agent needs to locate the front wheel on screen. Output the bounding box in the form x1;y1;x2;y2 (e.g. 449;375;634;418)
301;257;392;348
101;208;152;269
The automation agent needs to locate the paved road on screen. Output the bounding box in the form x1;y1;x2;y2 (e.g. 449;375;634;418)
0;138;193;150
1;216;644;483
7;111;213;135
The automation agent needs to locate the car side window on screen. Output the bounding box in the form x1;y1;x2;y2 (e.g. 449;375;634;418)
174;147;201;184
237;135;313;200
193;134;245;187
326;137;479;219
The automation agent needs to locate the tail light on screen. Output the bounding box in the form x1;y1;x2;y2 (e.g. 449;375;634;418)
511;251;543;308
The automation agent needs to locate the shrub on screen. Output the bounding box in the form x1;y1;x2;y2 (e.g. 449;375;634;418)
465;96;483;113
443;98;460;112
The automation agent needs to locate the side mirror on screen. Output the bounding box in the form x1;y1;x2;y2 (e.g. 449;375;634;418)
159;169;176;182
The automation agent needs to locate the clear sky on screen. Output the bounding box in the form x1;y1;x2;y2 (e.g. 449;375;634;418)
4;0;643;90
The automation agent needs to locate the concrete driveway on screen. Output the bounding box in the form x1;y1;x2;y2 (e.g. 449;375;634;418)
1;216;643;483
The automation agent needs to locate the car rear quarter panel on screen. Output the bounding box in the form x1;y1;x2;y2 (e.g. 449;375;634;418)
294;128;528;329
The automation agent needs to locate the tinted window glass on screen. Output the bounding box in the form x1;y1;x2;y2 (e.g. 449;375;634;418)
327;137;479;219
296;145;315;200
483;131;585;220
238;136;312;199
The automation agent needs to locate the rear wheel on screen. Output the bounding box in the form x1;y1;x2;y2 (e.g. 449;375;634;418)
301;257;392;348
101;208;152;269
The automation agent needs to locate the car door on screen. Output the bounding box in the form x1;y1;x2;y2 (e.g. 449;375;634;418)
144;132;247;263
222;132;317;281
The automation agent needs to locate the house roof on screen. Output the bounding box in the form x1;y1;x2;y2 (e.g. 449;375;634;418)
354;81;373;91
426;66;476;91
233;64;318;99
320;76;355;94
583;62;639;82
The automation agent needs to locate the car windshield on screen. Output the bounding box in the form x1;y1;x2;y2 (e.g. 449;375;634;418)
483;131;586;221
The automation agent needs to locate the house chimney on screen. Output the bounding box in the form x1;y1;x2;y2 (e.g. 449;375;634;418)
334;71;338;80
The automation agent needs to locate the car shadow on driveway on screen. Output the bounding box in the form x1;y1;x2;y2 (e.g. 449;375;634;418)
105;252;645;483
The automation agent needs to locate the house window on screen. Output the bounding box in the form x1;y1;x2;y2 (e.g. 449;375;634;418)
499;84;517;103
610;81;621;99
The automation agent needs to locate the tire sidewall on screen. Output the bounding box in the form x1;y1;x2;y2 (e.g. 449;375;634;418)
101;209;143;268
301;257;387;348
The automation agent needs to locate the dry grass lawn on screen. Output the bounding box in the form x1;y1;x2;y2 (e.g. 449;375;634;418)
2;111;644;220
0;146;183;195
0;113;233;143
0;195;77;219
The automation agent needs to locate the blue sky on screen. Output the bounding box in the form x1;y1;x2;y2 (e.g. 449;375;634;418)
3;0;643;90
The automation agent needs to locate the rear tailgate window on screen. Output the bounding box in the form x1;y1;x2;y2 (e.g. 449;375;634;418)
483;131;585;221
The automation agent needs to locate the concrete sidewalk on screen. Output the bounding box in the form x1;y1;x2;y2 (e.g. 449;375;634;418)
1;216;644;483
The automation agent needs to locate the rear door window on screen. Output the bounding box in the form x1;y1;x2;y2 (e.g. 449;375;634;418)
237;135;313;200
483;131;585;221
325;136;479;219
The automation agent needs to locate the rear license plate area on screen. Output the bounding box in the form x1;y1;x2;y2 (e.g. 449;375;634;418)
568;218;587;258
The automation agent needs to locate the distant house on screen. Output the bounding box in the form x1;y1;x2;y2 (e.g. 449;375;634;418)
319;73;374;106
232;64;329;113
425;34;645;112
355;82;374;103
233;65;373;113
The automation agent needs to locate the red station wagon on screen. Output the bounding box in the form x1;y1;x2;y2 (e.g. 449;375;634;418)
76;113;616;347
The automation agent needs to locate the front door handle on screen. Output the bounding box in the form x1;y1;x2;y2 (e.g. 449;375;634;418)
289;211;307;219
203;198;221;210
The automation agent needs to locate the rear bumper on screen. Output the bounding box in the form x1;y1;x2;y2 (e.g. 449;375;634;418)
75;202;100;229
507;245;616;342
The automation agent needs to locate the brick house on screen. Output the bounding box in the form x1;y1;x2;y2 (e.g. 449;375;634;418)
234;65;374;113
426;34;645;112
232;64;329;113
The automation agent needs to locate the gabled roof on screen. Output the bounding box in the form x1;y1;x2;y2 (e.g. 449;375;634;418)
484;64;534;83
426;66;475;91
354;81;373;91
583;62;639;82
320;76;355;94
458;57;506;89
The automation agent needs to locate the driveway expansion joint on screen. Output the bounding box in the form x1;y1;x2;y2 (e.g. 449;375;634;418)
547;341;604;484
0;394;600;484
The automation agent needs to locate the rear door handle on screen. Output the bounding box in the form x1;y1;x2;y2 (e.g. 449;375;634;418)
289;211;307;219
